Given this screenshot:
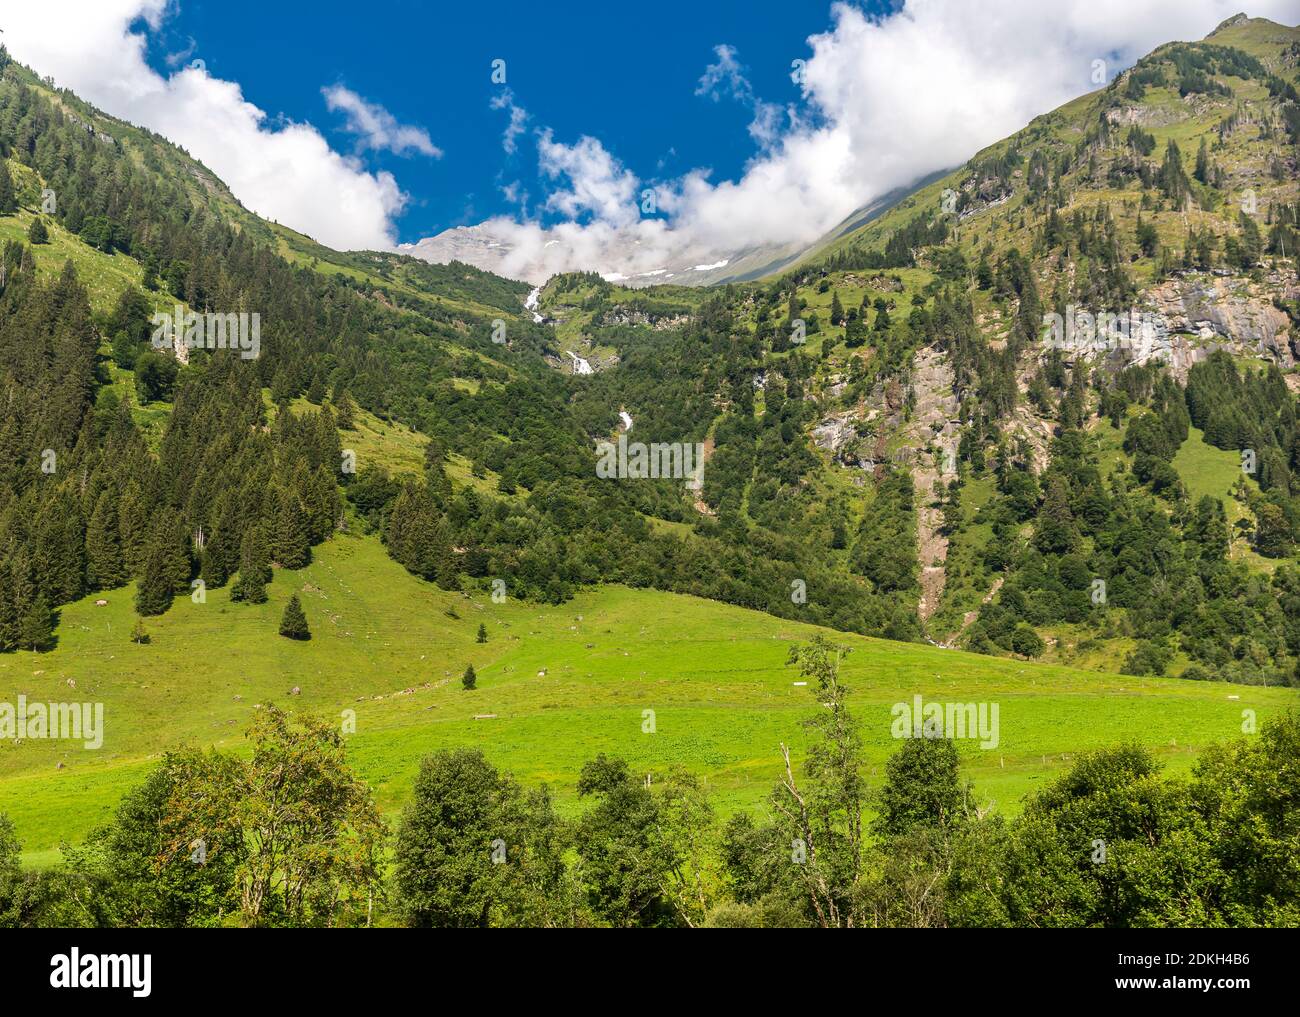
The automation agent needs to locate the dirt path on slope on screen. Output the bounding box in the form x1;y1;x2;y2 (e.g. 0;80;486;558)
691;435;716;516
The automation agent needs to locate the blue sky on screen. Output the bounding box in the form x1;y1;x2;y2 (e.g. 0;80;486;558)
133;0;884;244
8;0;1291;275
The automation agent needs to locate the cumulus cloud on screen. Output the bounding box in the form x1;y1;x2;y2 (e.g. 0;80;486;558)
537;130;641;228
322;85;442;157
412;0;1300;284
1;0;409;250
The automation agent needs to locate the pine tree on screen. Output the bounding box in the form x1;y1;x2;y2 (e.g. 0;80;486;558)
461;664;477;690
134;533;175;617
19;595;54;651
0;161;15;215
334;390;356;429
306;372;326;405
272;487;310;569
86;491;125;590
270;368;296;407
476;622;487;644
1194;137;1210;185
130;617;150;644
27;217;48;244
231;526;270;604
279;594;310;639
830;291;844;326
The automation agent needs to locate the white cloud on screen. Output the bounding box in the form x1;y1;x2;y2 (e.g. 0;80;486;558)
696;43;788;152
490;88;529;154
695;44;751;102
322;84;442;158
412;0;1300;283
537;130;641;229
1;0;409;250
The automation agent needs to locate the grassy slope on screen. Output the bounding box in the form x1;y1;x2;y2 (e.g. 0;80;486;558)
4;30;1299;867
3;528;1294;867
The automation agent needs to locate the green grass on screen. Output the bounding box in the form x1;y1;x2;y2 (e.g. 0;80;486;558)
3;529;1294;867
1173;425;1273;570
0;203;163;316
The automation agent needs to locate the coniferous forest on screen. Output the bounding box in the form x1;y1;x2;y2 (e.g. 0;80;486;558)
1;9;1299;954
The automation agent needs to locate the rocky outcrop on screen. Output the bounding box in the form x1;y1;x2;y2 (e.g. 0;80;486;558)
1053;272;1297;380
1144;271;1296;376
599;308;691;330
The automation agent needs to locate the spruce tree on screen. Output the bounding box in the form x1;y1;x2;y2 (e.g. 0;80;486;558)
1194;137;1210;185
231;527;270;604
86;491;125;590
476;622;487;644
118;484;148;573
135;533;175;616
27;217;48;244
461;664;477;690
0;161;15;215
433;519;459;591
279;594;310;639
273;487;310;569
270;368;295;407
160;510;192;591
335;390;356;430
19;595;54;651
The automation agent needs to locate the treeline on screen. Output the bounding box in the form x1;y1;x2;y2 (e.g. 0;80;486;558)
3;637;1297;928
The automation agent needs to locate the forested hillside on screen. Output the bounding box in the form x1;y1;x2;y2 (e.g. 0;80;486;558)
1;16;1299;931
533;15;1300;683
0;43;918;655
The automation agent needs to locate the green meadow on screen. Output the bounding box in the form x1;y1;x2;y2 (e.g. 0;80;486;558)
2;529;1293;867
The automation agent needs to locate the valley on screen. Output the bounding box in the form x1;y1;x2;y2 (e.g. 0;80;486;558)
0;11;1297;931
5;527;1293;866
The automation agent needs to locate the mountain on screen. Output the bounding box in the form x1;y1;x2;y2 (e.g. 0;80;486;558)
528;14;1300;676
397;216;787;288
400;164;947;289
1;15;1299;931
